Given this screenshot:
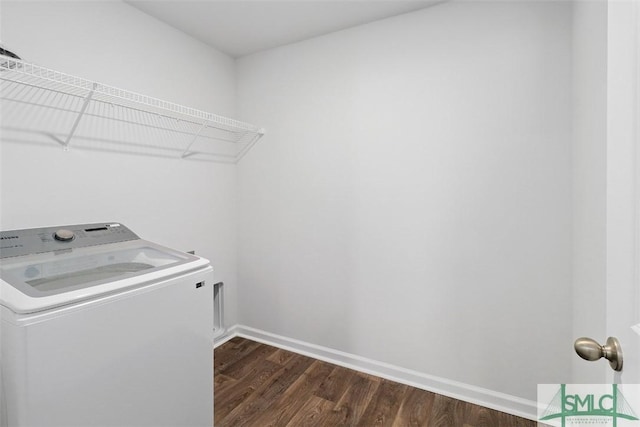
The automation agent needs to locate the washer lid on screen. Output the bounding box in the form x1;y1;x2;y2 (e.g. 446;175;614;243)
0;239;209;314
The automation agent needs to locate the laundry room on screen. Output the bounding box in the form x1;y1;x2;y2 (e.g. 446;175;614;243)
0;1;638;426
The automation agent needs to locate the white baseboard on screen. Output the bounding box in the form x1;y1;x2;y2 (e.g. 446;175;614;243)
216;324;539;421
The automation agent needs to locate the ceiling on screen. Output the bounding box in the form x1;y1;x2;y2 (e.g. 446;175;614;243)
125;1;442;58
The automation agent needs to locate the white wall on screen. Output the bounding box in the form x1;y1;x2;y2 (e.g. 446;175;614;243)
571;0;607;384
0;1;240;326
237;0;573;403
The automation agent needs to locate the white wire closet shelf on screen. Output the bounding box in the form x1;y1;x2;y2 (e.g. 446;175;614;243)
0;54;265;163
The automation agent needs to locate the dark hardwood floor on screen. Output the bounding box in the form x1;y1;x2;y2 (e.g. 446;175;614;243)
214;337;536;427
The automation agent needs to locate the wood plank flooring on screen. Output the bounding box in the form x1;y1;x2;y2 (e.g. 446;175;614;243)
214;337;536;427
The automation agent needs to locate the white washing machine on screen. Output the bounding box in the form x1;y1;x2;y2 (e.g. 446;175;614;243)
0;222;214;427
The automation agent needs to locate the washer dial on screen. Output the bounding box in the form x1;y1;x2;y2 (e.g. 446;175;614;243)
54;229;75;242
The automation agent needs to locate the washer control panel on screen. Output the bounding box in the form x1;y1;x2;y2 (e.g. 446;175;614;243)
0;223;140;259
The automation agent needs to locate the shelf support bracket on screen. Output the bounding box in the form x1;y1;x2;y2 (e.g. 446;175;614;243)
62;82;97;151
181;118;210;159
235;128;265;162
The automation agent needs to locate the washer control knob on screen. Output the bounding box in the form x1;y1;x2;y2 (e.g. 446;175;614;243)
54;229;75;242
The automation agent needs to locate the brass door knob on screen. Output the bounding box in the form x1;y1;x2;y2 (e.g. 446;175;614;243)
574;337;623;371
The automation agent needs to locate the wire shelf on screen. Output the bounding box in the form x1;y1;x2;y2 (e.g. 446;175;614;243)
0;54;265;163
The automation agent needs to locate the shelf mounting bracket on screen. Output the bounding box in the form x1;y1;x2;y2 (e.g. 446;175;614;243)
235;128;266;162
181;118;210;159
62;82;97;150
